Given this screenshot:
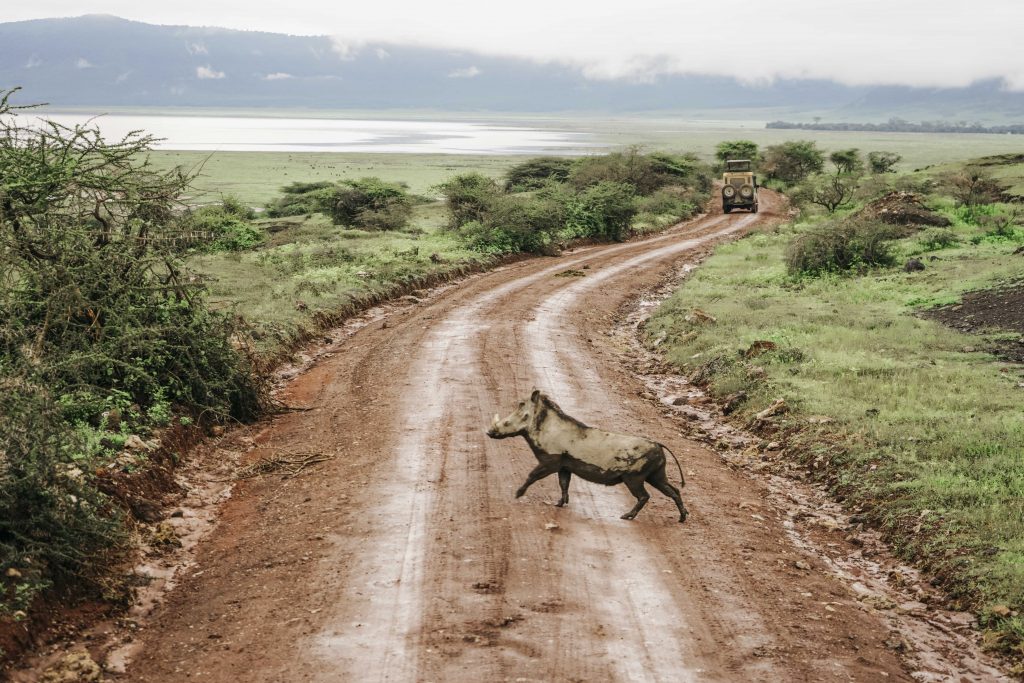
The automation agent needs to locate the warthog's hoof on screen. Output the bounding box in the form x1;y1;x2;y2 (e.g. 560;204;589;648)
555;499;568;507
621;513;637;520
514;489;526;499
678;513;688;524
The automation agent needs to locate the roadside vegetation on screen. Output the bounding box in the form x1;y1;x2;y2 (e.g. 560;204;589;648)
191;147;712;352
646;144;1024;663
0;89;268;637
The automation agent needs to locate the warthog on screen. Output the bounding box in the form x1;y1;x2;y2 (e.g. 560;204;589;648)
486;390;688;522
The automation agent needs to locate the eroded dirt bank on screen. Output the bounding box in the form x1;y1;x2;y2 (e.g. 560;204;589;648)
95;193;964;682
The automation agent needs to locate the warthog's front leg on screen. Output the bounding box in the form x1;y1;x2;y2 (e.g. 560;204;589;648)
620;475;651;520
556;469;571;507
515;463;558;499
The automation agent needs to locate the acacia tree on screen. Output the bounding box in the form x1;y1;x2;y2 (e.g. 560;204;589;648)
941;167;1003;208
791;172;861;214
868;151;902;174
829;148;864;175
761;140;825;184
715;140;759;164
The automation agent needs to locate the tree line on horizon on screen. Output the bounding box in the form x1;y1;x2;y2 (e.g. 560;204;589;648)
767;118;1024;135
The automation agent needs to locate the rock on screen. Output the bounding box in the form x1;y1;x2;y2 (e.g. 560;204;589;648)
671;396;688;406
755;399;788;421
991;604;1013;618
149;521;182;547
429;253;445;263
746;365;767;380
765;441;782;451
544;522;559;531
210;425;225;437
903;258;925;273
102;408;122;431
40;650;103;683
400;295;422;304
294;300;308;311
6;567;22;579
897;601;928;614
170;509;185;518
130;497;163;524
722;391;748;415
794;560;811;571
685;308;717;325
124;435;152;452
744;340;777;359
884;637;911;652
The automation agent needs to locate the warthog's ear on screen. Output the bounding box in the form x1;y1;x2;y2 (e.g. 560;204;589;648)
530;388;541;403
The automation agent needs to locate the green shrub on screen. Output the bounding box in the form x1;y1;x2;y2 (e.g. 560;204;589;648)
188;205;265;252
564;181;637;241
636;185;698;217
327;178;412;230
264;182;335;218
0;383;128;614
917;228;960;250
786;218;899;276
569;148;710;195
438;173;503;230
504;157;573;191
0;89;268;616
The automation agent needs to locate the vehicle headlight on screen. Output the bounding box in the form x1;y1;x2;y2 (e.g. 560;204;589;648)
723;186;736;198
740;185;753;198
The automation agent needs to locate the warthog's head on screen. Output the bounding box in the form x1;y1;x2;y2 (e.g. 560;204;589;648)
486;390;541;439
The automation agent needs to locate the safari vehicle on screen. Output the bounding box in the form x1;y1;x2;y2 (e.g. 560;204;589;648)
722;159;758;213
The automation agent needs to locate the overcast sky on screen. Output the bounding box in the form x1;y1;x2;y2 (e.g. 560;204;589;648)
4;1;1023;89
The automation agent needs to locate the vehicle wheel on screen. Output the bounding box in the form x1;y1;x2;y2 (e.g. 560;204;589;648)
752;204;759;213
723;207;731;214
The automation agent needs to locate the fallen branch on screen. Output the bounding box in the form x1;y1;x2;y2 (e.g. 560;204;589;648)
234;451;334;480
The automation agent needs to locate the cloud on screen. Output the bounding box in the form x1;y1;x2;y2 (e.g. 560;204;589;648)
186;42;209;55
329;37;361;60
375;47;390;60
448;65;481;79
24;56;42;69
75;57;94;69
4;1;1023;89
263;72;294;80
196;65;226;79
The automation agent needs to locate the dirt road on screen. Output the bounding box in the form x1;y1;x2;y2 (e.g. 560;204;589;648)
123;193;917;682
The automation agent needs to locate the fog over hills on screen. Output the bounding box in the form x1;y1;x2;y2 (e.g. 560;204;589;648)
2;15;1022;120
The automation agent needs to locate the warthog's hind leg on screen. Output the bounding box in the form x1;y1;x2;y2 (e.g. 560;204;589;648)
556;469;571;507
648;469;688;523
516;463;557;499
620;475;650;520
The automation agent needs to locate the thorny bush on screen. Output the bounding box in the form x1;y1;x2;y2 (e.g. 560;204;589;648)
0;88;268;616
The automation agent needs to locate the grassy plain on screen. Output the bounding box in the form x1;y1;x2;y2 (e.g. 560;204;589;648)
646;183;1024;654
149;151;518;205
192;202;491;353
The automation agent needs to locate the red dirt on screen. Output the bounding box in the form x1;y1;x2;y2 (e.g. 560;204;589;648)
12;193;1004;682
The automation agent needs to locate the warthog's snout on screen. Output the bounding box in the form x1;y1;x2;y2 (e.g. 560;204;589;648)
485;413;500;437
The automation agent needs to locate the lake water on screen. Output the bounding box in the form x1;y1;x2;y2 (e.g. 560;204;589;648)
33;113;600;155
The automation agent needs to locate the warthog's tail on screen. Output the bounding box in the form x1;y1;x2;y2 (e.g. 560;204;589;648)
659;443;685;487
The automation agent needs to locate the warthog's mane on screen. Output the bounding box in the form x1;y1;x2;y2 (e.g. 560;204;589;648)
537;393;590;431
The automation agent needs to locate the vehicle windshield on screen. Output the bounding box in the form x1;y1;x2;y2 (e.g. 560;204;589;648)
725;160;752;172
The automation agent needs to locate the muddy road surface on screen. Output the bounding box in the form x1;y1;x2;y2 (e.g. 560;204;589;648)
124;194;916;682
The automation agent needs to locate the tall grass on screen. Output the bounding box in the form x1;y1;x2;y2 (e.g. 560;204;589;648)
646;207;1024;653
